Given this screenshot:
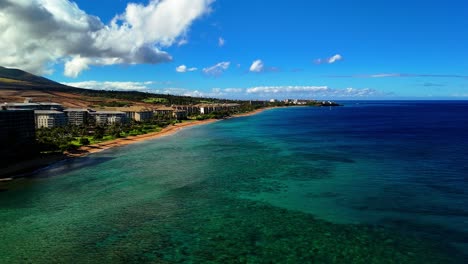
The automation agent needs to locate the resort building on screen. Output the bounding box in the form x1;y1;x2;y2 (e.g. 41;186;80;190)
97;107;154;122
197;104;222;115
196;103;240;115
34;110;67;128
172;110;188;120
153;107;174;119
63;108;90;126
296;100;309;105
249;100;267;106
119;107;153;122
91;111;127;125
221;103;241;111
172;105;200;115
0;108;36;165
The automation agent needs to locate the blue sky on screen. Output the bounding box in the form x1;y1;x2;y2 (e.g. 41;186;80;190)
1;0;467;99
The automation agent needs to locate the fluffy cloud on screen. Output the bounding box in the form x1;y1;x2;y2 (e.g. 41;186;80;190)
328;54;343;63
218;37;225;47
62;80;384;99
202;61;230;76
176;65;197;73
223;88;243;93
63;80;157;91
249;60;264;72
151;87;230;98
315;54;343;64
247;86;328;94
246;86;380;98
0;0;214;77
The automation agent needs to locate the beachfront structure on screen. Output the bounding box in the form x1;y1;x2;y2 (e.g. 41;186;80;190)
197;103;241;115
198;104;220;115
172;105;200;115
249;100;267;106
116;107;153;122
63;108;90;126
222;103;241;111
91;111;127;125
296;100;309;105
153;107;174;119
0;108;36;165
94;107;153;122
34;110;67;128
172;110;188;120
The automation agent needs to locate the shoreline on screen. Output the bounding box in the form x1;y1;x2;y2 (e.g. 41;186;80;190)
64;118;220;158
66;106;271;158
0;107;272;180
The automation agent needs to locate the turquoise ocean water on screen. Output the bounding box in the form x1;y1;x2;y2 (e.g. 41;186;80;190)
0;101;467;263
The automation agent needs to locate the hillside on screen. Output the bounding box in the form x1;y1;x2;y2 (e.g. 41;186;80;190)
0;66;74;89
0;66;241;108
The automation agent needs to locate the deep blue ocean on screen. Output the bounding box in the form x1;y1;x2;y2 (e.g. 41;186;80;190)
0;101;467;263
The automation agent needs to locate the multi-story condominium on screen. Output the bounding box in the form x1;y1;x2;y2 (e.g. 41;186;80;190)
172;105;200;115
91;111;127;125
63;108;90;126
197;104;224;115
195;103;241;115
0;108;36;165
113;107;154;122
172;110;188;120
249;100;267;106
153;107;174;119
98;107;154;122
34;110;67;128
221;103;241;111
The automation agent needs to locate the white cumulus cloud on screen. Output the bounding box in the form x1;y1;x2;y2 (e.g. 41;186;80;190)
246;86;381;98
327;54;343;63
176;65;198;73
223;88;243;93
315;54;343;64
202;61;230;77
247;86;328;94
0;0;214;77
249;59;264;72
63;81;156;91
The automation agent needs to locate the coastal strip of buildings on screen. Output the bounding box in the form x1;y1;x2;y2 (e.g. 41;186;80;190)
0;99;242;166
2;99;241;128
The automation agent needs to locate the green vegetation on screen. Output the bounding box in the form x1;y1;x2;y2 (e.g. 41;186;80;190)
142;97;169;104
193;110;232;120
34;103;263;153
36;122;164;152
199;100;215;104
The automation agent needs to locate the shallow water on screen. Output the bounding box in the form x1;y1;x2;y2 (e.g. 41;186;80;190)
1;101;467;263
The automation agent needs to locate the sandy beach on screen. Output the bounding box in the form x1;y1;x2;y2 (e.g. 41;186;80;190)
65;119;220;157
66;107;271;158
0;107;272;180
